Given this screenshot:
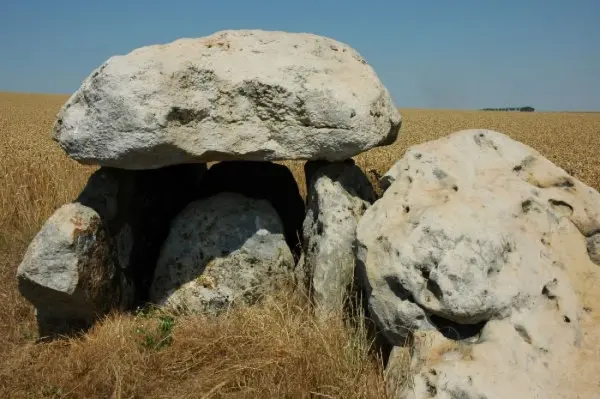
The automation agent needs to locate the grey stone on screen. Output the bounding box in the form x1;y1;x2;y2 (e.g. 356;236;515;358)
17;204;127;336
149;192;295;314
587;232;600;265
302;160;375;318
52;29;401;169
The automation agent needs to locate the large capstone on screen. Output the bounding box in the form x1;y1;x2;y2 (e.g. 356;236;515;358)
52;29;401;169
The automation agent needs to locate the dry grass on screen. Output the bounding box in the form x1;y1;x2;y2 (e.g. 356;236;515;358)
1;91;599;397
0;293;389;398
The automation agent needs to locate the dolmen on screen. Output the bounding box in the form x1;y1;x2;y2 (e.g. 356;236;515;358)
16;29;600;399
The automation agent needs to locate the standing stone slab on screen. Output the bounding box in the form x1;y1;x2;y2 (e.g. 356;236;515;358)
302;160;375;317
150;192;295;314
52;29;401;169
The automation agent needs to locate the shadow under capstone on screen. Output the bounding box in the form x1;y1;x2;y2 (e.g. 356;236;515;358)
76;163;208;309
197;160;306;262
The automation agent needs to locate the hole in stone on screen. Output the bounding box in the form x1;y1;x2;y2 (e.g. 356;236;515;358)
426;380;437;396
564;315;571;323
542;278;558;299
586;232;600;266
426;279;443;300
384;276;416;303
548;199;574;215
316;220;324;235
521;199;533;213
419;265;430;280
429;314;487;341
404;205;410;213
553;177;574;188
514;324;532;344
452;185;458;192
433;168;448;180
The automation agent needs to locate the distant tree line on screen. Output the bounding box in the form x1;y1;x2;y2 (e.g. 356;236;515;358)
480;106;535;112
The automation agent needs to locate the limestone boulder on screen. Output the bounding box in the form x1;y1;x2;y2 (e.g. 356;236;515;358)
356;129;600;398
17;203;129;336
149;192;295;314
302;160;375;317
52;29;401;169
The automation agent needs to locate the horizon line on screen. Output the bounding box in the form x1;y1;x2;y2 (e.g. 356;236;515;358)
1;90;598;113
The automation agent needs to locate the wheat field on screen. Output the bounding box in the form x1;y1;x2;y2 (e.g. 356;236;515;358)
1;91;599;398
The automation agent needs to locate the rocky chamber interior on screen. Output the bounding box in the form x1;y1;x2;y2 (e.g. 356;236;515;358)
68;161;309;312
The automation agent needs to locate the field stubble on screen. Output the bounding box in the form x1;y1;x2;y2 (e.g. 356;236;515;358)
1;92;599;397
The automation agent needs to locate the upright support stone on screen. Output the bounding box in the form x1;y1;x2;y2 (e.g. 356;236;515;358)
302;159;376;318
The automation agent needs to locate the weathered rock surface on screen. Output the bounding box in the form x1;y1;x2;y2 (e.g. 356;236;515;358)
587;232;600;265
198;161;305;260
52;29;401;169
356;129;600;398
17;203;129;336
302;160;375;317
149;192;295;314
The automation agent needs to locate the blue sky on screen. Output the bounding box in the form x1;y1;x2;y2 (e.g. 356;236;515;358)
1;0;599;111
